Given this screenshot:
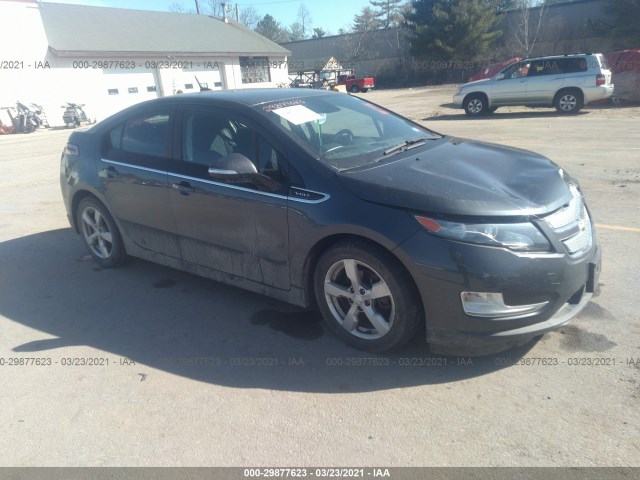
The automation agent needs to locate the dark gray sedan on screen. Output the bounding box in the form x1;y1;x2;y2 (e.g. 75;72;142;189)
60;89;601;354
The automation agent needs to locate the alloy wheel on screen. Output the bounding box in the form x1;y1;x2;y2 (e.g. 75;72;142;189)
80;206;114;259
323;259;395;340
558;94;577;112
467;99;484;114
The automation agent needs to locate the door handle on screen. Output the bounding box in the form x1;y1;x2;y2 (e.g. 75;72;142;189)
171;181;196;195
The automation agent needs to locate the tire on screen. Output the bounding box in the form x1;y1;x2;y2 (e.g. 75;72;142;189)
554;89;583;114
314;240;421;353
463;93;488;116
351;84;360;93
77;197;127;267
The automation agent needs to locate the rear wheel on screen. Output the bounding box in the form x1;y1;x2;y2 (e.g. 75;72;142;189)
554;89;583;114
463;93;488;116
351;84;360;93
314;241;421;353
77;197;127;267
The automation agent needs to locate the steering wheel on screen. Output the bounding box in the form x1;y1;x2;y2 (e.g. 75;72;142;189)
335;128;354;146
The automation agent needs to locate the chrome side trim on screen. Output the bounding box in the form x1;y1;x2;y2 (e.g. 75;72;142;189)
289;187;331;204
170;172;288;200
101;158;166;176
461;292;549;319
101;158;331;204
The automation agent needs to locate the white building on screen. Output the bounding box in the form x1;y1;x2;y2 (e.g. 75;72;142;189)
0;0;291;125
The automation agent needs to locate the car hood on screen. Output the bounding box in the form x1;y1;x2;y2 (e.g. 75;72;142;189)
338;137;572;217
461;78;493;89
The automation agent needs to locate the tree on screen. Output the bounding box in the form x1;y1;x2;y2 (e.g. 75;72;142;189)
510;0;548;56
369;0;406;28
205;0;225;16
168;1;194;13
255;14;289;43
407;0;502;60
240;6;260;29
288;22;306;41
353;6;382;32
312;27;327;39
297;3;312;38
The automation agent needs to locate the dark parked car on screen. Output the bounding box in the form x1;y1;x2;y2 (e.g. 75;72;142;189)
60;89;601;354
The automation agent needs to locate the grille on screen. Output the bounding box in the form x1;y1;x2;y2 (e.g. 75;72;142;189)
543;185;593;257
543;184;583;229
562;210;593;255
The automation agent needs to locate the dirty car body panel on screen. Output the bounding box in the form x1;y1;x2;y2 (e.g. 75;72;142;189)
60;89;601;354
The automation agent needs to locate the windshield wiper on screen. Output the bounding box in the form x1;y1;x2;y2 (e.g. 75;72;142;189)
383;137;432;156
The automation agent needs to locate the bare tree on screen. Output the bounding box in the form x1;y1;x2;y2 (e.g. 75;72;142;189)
297;3;312;38
168;1;192;13
240;6;260;29
339;28;376;70
511;0;548;56
205;0;225;16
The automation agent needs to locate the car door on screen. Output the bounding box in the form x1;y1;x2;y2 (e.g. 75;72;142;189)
491;61;531;105
168;106;291;290
526;59;566;105
98;109;180;258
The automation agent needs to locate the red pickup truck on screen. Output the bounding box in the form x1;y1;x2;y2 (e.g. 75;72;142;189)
337;73;375;93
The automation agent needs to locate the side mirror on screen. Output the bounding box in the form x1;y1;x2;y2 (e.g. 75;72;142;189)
494;73;505;81
208;153;279;191
208;153;257;179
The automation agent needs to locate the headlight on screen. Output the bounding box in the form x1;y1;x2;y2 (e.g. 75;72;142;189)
415;216;550;252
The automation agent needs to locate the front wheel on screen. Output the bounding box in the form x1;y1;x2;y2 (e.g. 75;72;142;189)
463;93;488;116
77;197;127;267
314;241;421;353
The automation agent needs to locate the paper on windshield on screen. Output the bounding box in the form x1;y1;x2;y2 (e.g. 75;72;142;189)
271;105;322;125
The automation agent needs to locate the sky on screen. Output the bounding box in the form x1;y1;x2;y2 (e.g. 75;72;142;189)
43;0;374;35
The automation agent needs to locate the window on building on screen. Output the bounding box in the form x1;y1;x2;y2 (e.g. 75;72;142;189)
147;86;157;92
240;57;271;84
185;83;194;90
108;89;119;95
128;87;139;94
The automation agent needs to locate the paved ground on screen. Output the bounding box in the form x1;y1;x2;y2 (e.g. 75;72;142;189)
0;86;638;467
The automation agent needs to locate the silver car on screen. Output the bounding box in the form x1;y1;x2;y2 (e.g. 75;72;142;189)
453;53;614;116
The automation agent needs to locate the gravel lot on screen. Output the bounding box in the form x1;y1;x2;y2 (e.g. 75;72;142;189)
0;85;638;467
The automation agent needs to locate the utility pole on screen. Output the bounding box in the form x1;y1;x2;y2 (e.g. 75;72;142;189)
235;3;239;22
194;0;200;15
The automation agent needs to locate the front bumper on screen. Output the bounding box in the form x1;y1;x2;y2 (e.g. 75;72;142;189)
397;230;602;355
452;93;465;107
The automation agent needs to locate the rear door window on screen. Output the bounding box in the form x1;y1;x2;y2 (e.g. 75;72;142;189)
103;112;172;166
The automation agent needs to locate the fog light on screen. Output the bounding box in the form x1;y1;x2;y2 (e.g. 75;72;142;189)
461;292;548;318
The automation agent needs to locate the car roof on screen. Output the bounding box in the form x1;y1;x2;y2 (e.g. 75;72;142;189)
523;53;599;62
147;88;337;108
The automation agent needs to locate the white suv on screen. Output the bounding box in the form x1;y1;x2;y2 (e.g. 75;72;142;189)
453;53;614;116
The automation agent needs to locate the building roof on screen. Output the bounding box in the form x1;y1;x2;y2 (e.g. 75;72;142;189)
39;2;291;57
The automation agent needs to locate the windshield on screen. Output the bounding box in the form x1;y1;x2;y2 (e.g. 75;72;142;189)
256;93;441;170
